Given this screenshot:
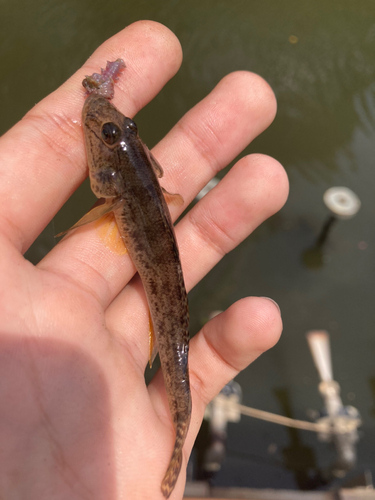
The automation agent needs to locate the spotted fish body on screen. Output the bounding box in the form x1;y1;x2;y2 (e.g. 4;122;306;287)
81;61;191;498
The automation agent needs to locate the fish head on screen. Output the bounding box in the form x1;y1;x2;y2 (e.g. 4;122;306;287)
82;94;139;199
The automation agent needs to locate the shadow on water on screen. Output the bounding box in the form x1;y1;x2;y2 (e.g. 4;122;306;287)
274;388;326;490
302;216;338;269
368;378;375;420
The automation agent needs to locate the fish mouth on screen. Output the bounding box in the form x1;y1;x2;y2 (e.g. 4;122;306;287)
83;94;118;118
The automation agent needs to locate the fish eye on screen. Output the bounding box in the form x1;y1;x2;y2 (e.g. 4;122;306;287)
126;119;138;134
101;122;121;145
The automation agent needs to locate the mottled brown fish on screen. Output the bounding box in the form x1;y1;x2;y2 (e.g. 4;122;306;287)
64;60;191;497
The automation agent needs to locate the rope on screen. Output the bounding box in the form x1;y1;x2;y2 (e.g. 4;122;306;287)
235;404;360;434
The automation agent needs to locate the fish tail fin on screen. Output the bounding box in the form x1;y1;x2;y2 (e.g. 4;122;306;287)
161;417;189;498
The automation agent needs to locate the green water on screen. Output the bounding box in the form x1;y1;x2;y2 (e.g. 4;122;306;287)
2;0;375;490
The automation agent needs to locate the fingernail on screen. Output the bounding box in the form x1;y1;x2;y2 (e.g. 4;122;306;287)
260;297;281;314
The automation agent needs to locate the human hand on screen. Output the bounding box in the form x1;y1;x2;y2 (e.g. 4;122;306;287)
0;21;288;500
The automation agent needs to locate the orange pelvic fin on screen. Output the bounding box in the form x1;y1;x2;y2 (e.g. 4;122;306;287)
94;212;127;255
148;315;158;368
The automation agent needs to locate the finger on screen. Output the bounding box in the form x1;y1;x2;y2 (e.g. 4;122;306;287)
0;21;182;252
40;71;278;309
148;296;283;450
105;153;288;368
152;71;277;205
179;153;288;291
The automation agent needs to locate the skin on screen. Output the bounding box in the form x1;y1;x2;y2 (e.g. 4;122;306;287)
0;20;288;500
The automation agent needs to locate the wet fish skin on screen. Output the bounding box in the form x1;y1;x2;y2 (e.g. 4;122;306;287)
82;93;191;498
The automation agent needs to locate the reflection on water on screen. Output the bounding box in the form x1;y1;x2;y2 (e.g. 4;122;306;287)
274;388;323;490
302;216;338;269
369;378;375;419
2;0;375;490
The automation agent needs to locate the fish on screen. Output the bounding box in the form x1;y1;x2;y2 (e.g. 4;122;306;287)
63;60;191;497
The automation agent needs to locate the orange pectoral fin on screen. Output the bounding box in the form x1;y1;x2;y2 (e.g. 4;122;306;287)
149;315;158;368
162;187;184;207
142;142;164;178
55;198;127;256
55;198;121;237
141;138;184;208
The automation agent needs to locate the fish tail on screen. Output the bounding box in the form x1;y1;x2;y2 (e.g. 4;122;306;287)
161;416;190;498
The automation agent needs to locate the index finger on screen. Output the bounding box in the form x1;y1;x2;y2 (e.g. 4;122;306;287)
0;21;182;254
